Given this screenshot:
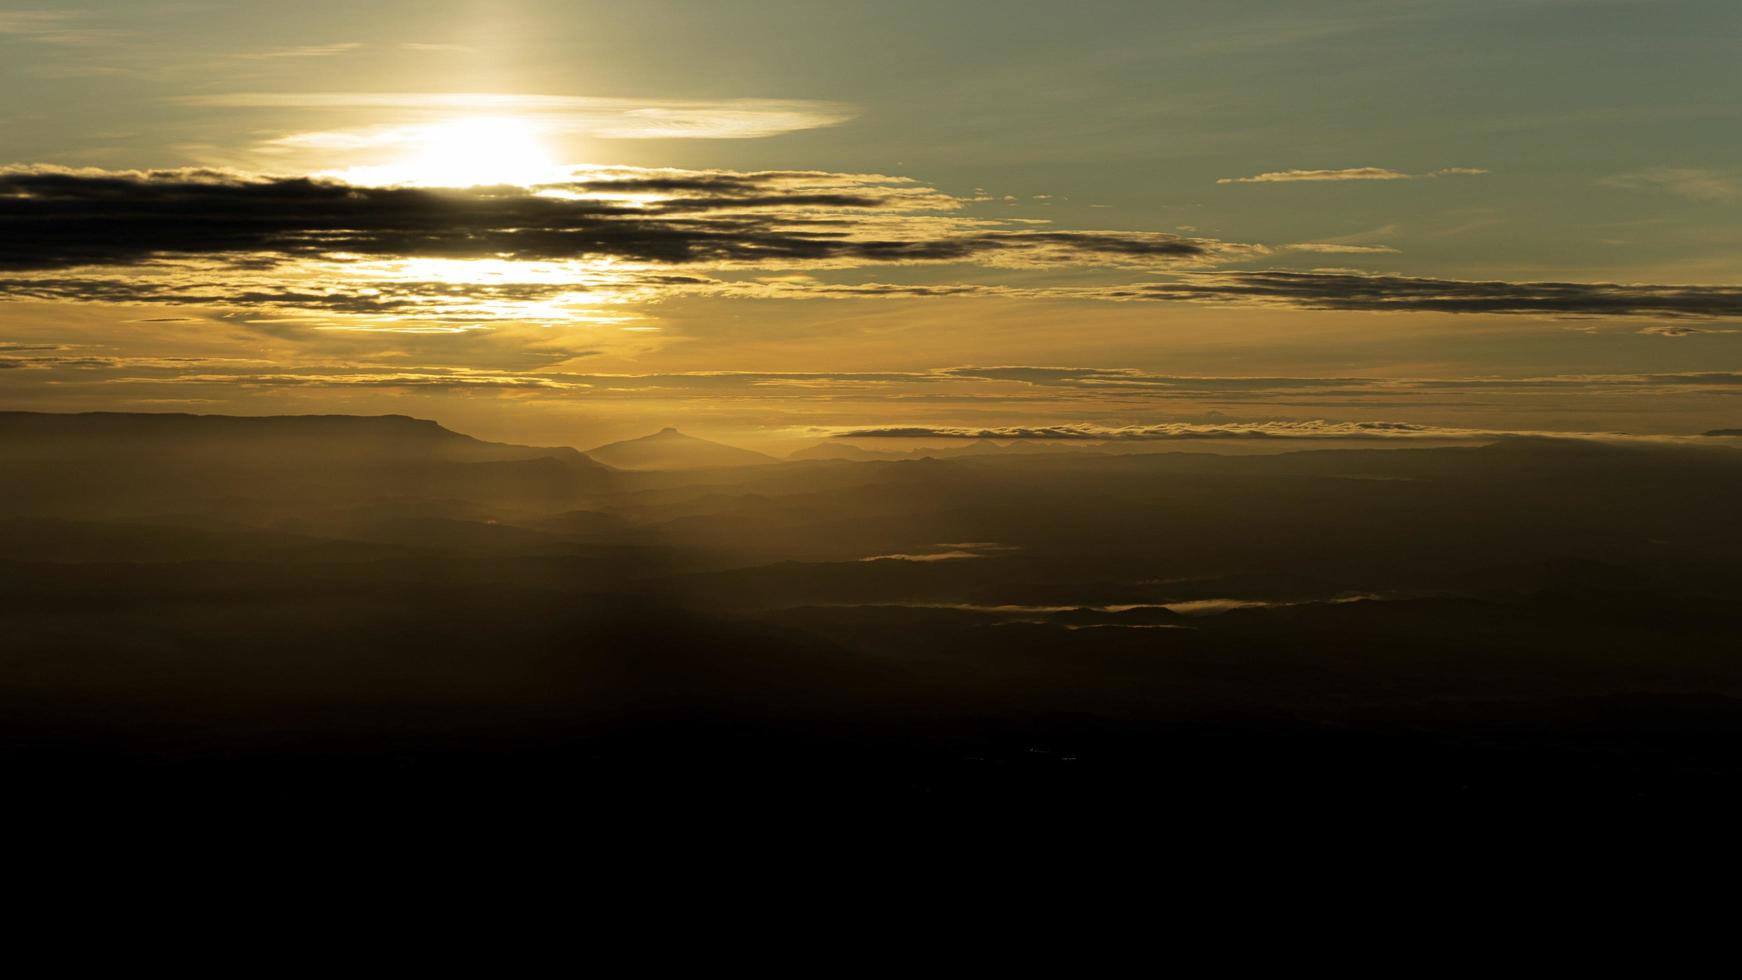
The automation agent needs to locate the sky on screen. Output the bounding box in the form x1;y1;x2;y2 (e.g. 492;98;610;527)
2;0;1739;449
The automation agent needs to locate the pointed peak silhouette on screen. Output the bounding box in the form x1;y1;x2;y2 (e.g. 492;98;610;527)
586;426;777;471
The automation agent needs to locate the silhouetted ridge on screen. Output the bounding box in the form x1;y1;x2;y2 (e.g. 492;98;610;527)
0;410;612;517
586;427;777;470
0;410;596;463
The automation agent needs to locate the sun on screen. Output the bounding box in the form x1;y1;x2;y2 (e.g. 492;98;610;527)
329;116;566;187
398;117;559;186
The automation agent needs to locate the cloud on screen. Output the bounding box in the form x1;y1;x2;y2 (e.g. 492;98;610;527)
1218;167;1488;184
1282;243;1400;254
142;371;581;391
1638;324;1719;337
858;543;1016;562
828;420;1694;443
13;266;1742;328
13;345;1742;418
1132;271;1742;318
0;166;1249;278
175;93;858;141
7;168;1741;329
833;420;1501;440
12;258;1742;330
0;10;114;45
935;366;1364;391
233;43;363;60
1222;167;1413;184
692;271;1742;320
1601;167;1741;203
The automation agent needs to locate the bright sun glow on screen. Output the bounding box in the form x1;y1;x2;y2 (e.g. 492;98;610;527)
324;116;567;187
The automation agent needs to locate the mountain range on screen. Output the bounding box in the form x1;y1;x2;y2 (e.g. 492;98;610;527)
7;409;1742;807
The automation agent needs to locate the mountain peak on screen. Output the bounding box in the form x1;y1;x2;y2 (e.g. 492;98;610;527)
586;427;777;471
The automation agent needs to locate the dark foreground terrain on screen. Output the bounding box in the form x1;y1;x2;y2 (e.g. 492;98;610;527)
5;411;1742;814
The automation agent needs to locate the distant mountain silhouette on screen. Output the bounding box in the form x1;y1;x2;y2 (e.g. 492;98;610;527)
0;411;612;518
6;408;1742;805
787;441;902;461
0;411;599;466
586;426;776;470
787;438;1098;462
1705;428;1742;437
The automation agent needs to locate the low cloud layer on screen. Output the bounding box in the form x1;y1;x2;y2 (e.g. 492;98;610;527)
829;420;1683;443
8;347;1738;403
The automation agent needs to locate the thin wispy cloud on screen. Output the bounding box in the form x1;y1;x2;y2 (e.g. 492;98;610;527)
174;93;859;140
0;9;114;45
233;42;364;60
1218;167;1488;185
1600;167;1741;203
1282;243;1400;254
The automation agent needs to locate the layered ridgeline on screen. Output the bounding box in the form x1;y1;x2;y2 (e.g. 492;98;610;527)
0;411;613;521
6;410;1742;800
8;409;1742;590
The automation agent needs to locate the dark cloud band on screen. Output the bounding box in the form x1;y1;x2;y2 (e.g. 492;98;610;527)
1133;272;1742;318
7;168;1742;324
0;167;1225;272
